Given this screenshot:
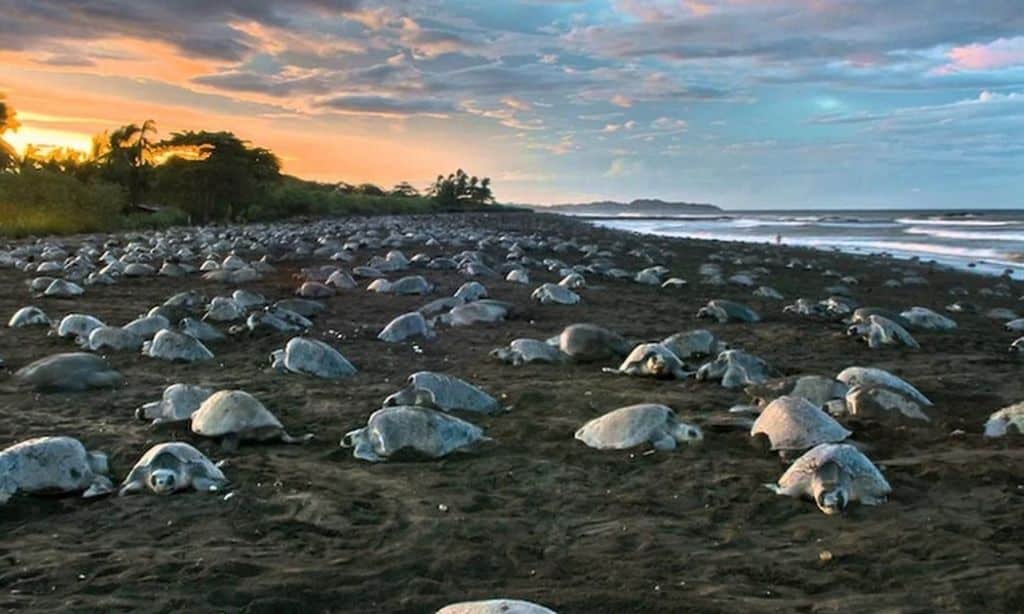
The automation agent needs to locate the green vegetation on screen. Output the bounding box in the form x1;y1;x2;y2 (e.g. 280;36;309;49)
0;94;502;236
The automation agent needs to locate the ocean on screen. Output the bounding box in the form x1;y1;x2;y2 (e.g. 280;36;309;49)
582;209;1024;279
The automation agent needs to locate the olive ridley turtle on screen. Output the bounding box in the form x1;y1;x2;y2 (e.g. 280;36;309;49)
767;443;890;515
575;404;702;451
341;406;489;462
0;436;113;504
119;442;228;496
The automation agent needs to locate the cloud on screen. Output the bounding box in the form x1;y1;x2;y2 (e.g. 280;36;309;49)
315;94;456;117
610;94;632;108
945;37;1024;72
0;1;363;62
605;156;640;177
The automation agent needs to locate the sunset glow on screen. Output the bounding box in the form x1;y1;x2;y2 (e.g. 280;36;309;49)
0;1;1022;207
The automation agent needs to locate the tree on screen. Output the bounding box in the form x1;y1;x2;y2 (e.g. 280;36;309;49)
153;130;280;222
355;183;386;196
428;168;494;208
0;94;21;172
390;181;420;197
96;119;158;207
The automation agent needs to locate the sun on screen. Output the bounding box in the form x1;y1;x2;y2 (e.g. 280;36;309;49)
5;125;94;157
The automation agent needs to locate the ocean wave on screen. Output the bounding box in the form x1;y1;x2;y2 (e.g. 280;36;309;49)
895;217;1015;227
904;227;1024;242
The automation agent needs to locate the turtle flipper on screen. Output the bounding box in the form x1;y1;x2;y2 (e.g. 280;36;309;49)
83;475;114;498
191;477;226;493
280;432;314;445
118;479;145;497
651;432;677;451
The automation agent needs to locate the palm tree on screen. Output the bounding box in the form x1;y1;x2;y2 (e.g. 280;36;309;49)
98;120;157;207
0;94;21;171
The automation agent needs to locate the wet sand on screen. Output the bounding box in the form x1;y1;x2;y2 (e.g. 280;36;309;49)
0;212;1022;613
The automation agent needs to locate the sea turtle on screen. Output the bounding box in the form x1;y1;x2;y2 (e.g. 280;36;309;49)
745;375;849;408
383;371;503;415
559;272;586;289
296;281;334;299
1005;318;1024;333
550;323;631;362
378;312;437;342
850;307;911;329
506;269;530;284
231;289;267;310
453;281;488;301
383;275;434;295
270;337;357;379
899;307;957;331
438;300;514;326
983;401;1024;437
696;300;760;323
136;383;214;425
575;404;702;451
420;297;465;318
82;326;144;352
532;283;581;305
190;390;313;451
203;297;245;322
436;599;557;614
326;270;357;289
341;406;489;462
753;286;784;300
634;268;662;286
605;343;691;379
847;315;919;349
835;366;932;406
56;313;105;340
119;442;228;496
122;314;170;339
696;350;777;389
767;443;890;515
490;338;566;365
8;306;50;328
660;330;727;363
0;436;114;504
273;299;325;318
829;385;932;423
143;329;214;362
750;396;851;453
179;317;226;342
43;279;85;298
986;307;1019;321
14;352;124;392
782;298;825;318
164;290;206;311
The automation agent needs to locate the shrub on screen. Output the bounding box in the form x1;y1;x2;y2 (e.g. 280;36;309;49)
0;169;127;236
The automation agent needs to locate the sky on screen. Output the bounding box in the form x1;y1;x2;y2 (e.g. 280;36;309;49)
0;0;1022;209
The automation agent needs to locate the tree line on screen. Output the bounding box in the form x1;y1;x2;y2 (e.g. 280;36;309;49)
0;94;496;226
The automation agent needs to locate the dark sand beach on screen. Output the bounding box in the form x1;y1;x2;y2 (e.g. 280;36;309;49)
1;212;1022;613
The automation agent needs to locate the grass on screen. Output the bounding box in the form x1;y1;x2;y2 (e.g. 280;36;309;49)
0;169;128;236
0;170;519;237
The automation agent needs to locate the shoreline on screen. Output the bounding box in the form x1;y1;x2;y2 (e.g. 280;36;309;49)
585;215;1024;281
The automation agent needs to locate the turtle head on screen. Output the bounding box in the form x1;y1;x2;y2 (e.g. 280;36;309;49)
644;352;671;377
812;461;850;516
148;469;178;495
669;421;704;444
846;322;869;338
489;347;513;364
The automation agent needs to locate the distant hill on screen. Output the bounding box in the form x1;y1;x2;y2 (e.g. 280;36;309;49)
534;198;722;216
